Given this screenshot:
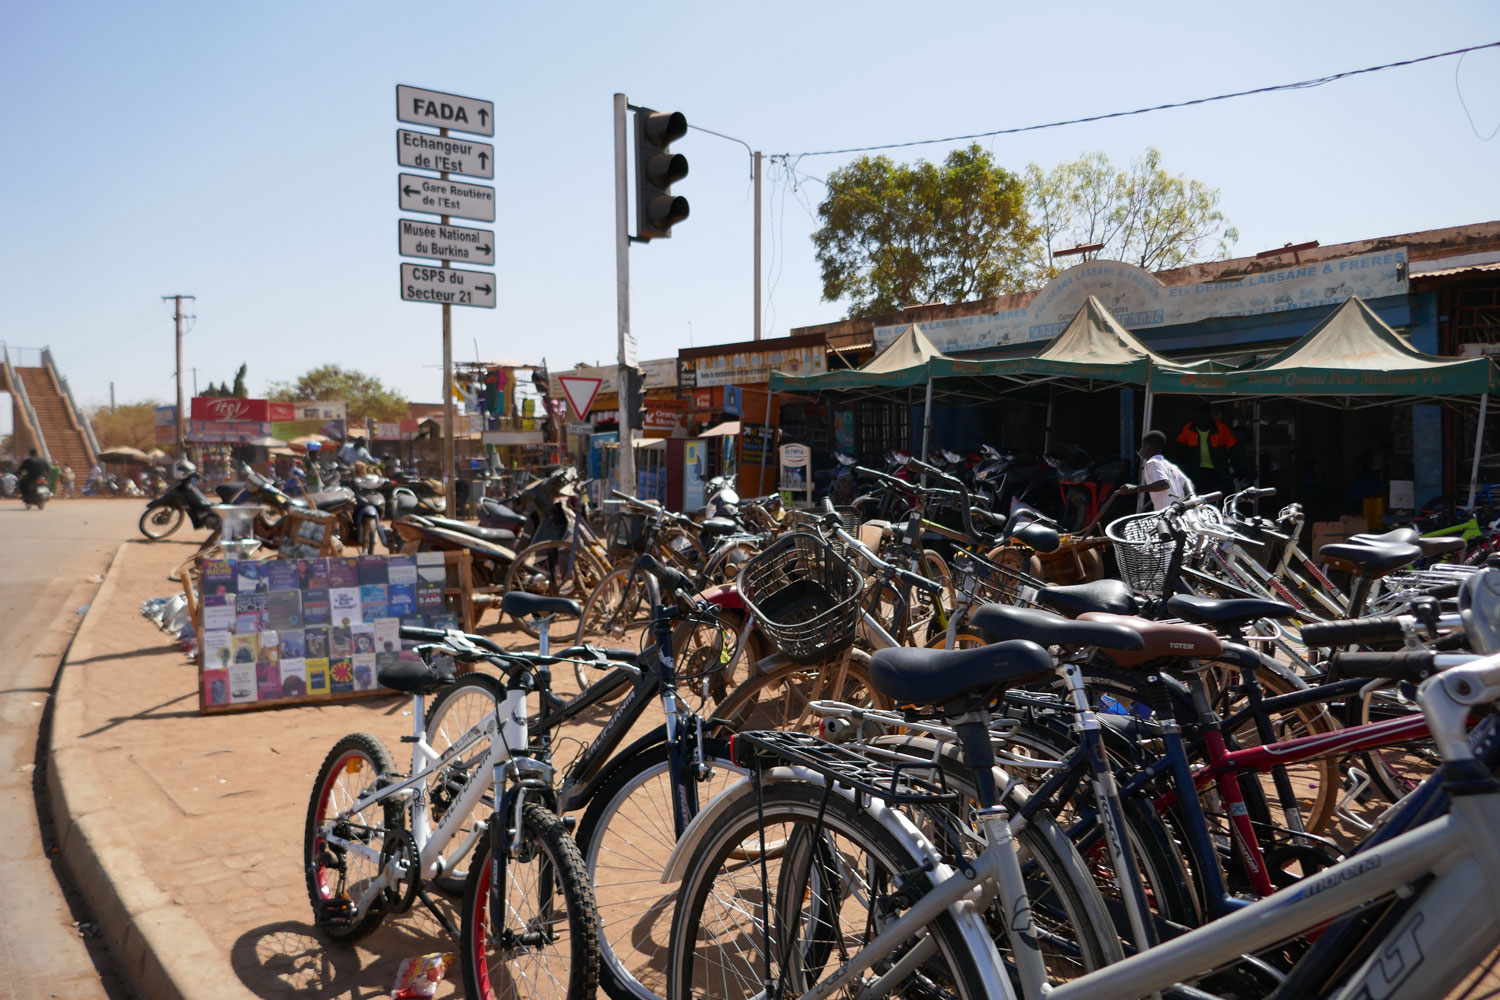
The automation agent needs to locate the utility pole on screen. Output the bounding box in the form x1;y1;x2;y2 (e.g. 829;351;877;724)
440;126;457;518
109;382;115;411
190;367;200;396
162;294;194;455
753;151;762;340
614;93;635;496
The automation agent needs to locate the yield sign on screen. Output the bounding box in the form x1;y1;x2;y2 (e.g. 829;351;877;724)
556;375;604;421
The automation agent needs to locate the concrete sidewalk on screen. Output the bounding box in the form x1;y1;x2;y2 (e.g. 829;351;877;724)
48;539;475;999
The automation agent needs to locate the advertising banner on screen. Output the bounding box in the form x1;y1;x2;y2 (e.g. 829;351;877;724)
191;397;270;422
187;420;273;444
269;401;296;423
692;344;826;387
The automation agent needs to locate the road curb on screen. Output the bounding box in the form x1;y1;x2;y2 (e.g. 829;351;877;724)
48;542;257;1000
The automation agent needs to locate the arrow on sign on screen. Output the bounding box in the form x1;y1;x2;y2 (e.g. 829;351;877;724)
477;243;492;255
478;109;489;128
556;375;605;421
478;151;489;170
403;184;420;197
476;284;493;295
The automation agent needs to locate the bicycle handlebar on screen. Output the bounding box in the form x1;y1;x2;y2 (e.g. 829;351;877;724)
817;500;944;594
1301;616;1408;647
638;552;697;599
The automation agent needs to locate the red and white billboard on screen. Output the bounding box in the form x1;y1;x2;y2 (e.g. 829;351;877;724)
191;397;270;422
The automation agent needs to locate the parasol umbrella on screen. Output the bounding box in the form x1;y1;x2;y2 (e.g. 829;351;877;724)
287;434;333;453
98;446;150;463
145;449;170;464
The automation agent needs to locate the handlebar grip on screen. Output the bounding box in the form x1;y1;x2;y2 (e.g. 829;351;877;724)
638;553;697;598
1301;617;1407;648
1186;491;1224;509
897;567;945;594
1247;487;1277;499
399;625;449;642
1329;650;1437;682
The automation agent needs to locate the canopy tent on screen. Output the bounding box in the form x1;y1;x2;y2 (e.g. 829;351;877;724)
769;324;951;392
1148;296;1500;505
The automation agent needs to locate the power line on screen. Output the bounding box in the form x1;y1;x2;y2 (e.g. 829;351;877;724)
784;40;1500;159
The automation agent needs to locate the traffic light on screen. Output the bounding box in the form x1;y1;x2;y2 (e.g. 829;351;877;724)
633;107;689;240
623;367;646;431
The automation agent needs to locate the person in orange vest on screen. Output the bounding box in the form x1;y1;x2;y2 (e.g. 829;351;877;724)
1176;404;1239;495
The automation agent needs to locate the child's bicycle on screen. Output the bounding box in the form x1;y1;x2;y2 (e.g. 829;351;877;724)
303;614;601;1000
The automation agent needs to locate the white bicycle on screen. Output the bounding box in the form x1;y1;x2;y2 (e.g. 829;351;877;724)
303;610;598;1000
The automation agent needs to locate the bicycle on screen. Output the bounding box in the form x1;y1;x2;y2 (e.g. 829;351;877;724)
302;622;598;1000
664;599;1500;1000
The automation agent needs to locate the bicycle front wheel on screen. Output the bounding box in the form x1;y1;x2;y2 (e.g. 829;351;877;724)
462;801;599;1000
576;739;746;1000
667;780;995;1000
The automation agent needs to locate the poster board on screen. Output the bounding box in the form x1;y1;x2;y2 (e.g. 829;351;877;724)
195;550;472;714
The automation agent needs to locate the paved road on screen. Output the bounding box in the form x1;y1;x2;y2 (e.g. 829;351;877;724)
0;499;145;999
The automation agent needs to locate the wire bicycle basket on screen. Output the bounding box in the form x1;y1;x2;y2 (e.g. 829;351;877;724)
738;532;864;665
605;511;651;556
1107;510;1174;596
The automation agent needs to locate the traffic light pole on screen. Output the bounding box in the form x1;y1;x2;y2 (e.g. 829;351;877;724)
613;93;635;496
440;127;456;518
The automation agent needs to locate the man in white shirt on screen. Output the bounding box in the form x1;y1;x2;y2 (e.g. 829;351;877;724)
1137;430;1193;511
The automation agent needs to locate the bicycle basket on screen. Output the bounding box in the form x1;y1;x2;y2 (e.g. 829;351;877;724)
1106;510;1173;596
605;511;650;555
738;531;864;665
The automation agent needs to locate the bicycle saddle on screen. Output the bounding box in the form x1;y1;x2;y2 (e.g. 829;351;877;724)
1319;539;1421;577
424;516;517;544
968;603;1143;651
869;640;1054;706
502;592;582;619
1009;520;1060;553
1037;579;1138;618
376;657;456;695
1349;527;1419;547
700;517;738;537
1077;613;1224;667
1165;594;1297;627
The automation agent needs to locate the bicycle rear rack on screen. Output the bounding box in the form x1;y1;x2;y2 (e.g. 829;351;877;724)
732;730;958;807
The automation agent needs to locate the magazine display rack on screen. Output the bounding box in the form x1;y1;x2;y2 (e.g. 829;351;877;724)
192;549;476;714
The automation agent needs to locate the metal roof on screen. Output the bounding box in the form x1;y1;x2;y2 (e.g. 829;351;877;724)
1411;260;1500;280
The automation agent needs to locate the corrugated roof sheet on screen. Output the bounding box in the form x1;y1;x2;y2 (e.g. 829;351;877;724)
1412;260;1500;280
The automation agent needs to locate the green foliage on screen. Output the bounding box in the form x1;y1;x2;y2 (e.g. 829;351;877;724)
812;144;1038;319
90;401;164;451
1026;148;1238;276
266;365;409;422
199;363;249;398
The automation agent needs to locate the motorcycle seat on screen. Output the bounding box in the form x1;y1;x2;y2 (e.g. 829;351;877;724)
215;483;244;503
480;498;523;522
425;516;516;544
308;488;355;511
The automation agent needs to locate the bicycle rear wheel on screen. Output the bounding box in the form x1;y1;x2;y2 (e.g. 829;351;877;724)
667;780;995;1000
712;648;882;734
303;733;397;942
425;673;506;894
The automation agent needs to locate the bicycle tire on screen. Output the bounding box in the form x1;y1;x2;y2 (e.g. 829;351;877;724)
424;673;507;895
870;734;1122;983
712;648;883;735
462;801;600;1000
504;540;608;639
304;732;398;943
574;567;652;683
666;780;995;1000
139;505;185;540
1342;687;1438;807
575;739;746;1000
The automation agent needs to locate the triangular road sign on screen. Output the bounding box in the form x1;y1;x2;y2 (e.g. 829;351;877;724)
556;375;604;421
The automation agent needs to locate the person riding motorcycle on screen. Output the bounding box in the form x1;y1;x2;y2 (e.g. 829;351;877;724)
337;436;375;467
17;449;48;499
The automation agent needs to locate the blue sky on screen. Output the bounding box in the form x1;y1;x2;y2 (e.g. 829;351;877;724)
2;0;1498;434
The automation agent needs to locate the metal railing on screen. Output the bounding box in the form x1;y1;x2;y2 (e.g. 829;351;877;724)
0;342;51;463
42;348;101;461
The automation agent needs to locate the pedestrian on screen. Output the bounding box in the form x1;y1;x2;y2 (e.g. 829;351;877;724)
46;461;60;495
304;441;324;492
1175;404;1239;495
1137;430;1194;511
61;464;75;498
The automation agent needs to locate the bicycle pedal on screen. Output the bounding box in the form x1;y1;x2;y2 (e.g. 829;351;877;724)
315;897;356;927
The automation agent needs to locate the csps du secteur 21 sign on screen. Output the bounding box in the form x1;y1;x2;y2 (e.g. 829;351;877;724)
401;263;495;308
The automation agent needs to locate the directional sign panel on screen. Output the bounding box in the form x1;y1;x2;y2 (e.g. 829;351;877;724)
399;173;495;222
398;218;495;266
401;263;496;309
397;129;494;179
396;85;494;137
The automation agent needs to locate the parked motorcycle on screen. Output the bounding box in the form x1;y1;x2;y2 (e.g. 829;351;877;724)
348;473;390;553
1046;445;1131;532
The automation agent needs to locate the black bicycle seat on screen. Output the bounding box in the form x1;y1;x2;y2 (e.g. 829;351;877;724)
968;603;1143;651
1037;579;1139;618
700;517;738;537
1319;540;1421;577
870;640;1054;705
1010;520;1060;553
1166;594;1298;627
502;592;582;619
376;658;455;696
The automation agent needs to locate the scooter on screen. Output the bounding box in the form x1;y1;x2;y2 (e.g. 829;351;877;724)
139;462;219;539
20;479;51;510
1047;446;1131;532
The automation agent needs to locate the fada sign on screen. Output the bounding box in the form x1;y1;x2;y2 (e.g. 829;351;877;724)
395;85;494;136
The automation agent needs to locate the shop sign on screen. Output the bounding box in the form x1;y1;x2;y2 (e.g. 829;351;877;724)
643;398;688;435
874;249;1412;353
693;388;713;410
677;358;697;388
692;344;826;387
191;397;270;422
269;401;296;423
187;420;273;443
723;385;742;416
741;424;774;462
154;404;177;426
295;401;348;421
374;422;404;440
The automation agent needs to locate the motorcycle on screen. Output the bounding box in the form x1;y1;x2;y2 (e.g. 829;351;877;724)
1046;445;1131;533
139;462;219;539
21;478;52;510
348;473;391;554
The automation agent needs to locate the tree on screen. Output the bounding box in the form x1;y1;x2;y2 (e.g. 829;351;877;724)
90;401;163;451
266;365;409;421
199;363;249;397
1026;148;1238;276
812;144;1038;319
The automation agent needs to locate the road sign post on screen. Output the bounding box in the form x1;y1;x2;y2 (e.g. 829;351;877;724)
396;85;498;517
